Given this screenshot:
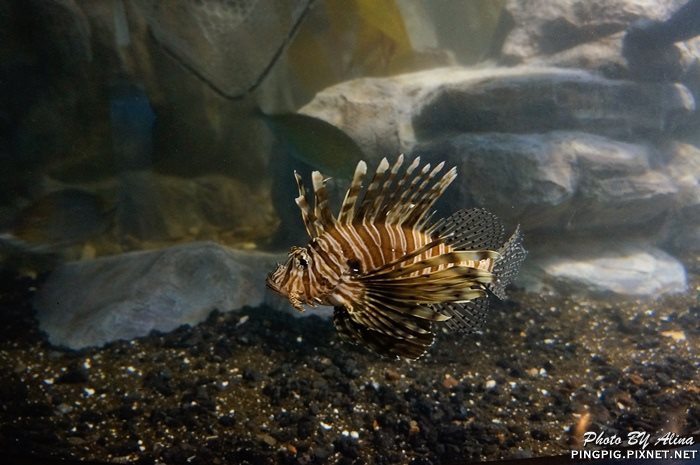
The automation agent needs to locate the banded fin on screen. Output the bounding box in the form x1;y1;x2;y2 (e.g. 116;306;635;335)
334;260;476;359
350;298;435;340
490;225;527;300
356;158;390;220
433;297;490;333
368;155;404;223
429;208;505;250
338;161;367;224
333;306;434;359
407;164;457;228
293;171;319;238
311;171;335;228
357;251;496;337
376;156;421;221
364;295;450;322
386;162;454;227
331;157;456;230
364;250;498;281
365;276;487;307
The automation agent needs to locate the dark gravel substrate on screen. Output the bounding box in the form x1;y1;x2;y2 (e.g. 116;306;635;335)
0;259;698;465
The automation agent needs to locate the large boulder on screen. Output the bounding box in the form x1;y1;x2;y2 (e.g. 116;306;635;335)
410;68;694;140
34;242;293;349
501;0;685;61
500;0;700;98
528;32;628;78
520;240;687;296
660;141;700;251
531;33;700;85
414;131;679;232
301;66;695;157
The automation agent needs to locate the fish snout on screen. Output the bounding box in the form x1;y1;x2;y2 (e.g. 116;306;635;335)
265;273;281;293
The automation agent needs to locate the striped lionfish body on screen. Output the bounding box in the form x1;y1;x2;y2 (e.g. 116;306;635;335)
266;156;527;359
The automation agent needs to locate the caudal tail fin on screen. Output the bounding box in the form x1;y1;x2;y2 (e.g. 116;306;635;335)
490;225;527;300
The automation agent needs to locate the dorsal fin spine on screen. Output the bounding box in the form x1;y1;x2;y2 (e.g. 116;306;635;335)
371;155;405;223
385;158;424;224
294;171;320;238
338;161;367;224
312;171;336;230
411;166;457;228
388;162;435;225
355;158;390;223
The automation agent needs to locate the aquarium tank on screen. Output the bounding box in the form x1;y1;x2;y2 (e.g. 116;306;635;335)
0;0;698;464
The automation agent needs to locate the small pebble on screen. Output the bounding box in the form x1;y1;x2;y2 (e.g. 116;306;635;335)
443;374;459;389
258;433;277;446
660;330;686;342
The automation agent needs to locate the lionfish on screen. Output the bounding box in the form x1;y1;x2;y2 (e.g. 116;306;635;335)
266;156;526;359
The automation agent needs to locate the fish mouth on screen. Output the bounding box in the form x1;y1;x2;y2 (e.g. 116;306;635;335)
265;274;281;294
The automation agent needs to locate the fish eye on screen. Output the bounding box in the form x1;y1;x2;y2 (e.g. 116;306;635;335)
347;258;361;273
297;257;308;269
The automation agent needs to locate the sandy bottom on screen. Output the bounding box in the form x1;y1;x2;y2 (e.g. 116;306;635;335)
0;259;698;464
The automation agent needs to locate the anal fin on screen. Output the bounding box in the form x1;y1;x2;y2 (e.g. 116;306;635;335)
433;296;490;334
333;306;434;359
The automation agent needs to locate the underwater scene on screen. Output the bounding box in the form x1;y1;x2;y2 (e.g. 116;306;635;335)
1;0;699;464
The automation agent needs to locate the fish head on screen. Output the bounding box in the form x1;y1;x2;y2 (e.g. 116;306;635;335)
266;246;315;311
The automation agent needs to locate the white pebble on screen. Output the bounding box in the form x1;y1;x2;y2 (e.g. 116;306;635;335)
485;379;497;389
